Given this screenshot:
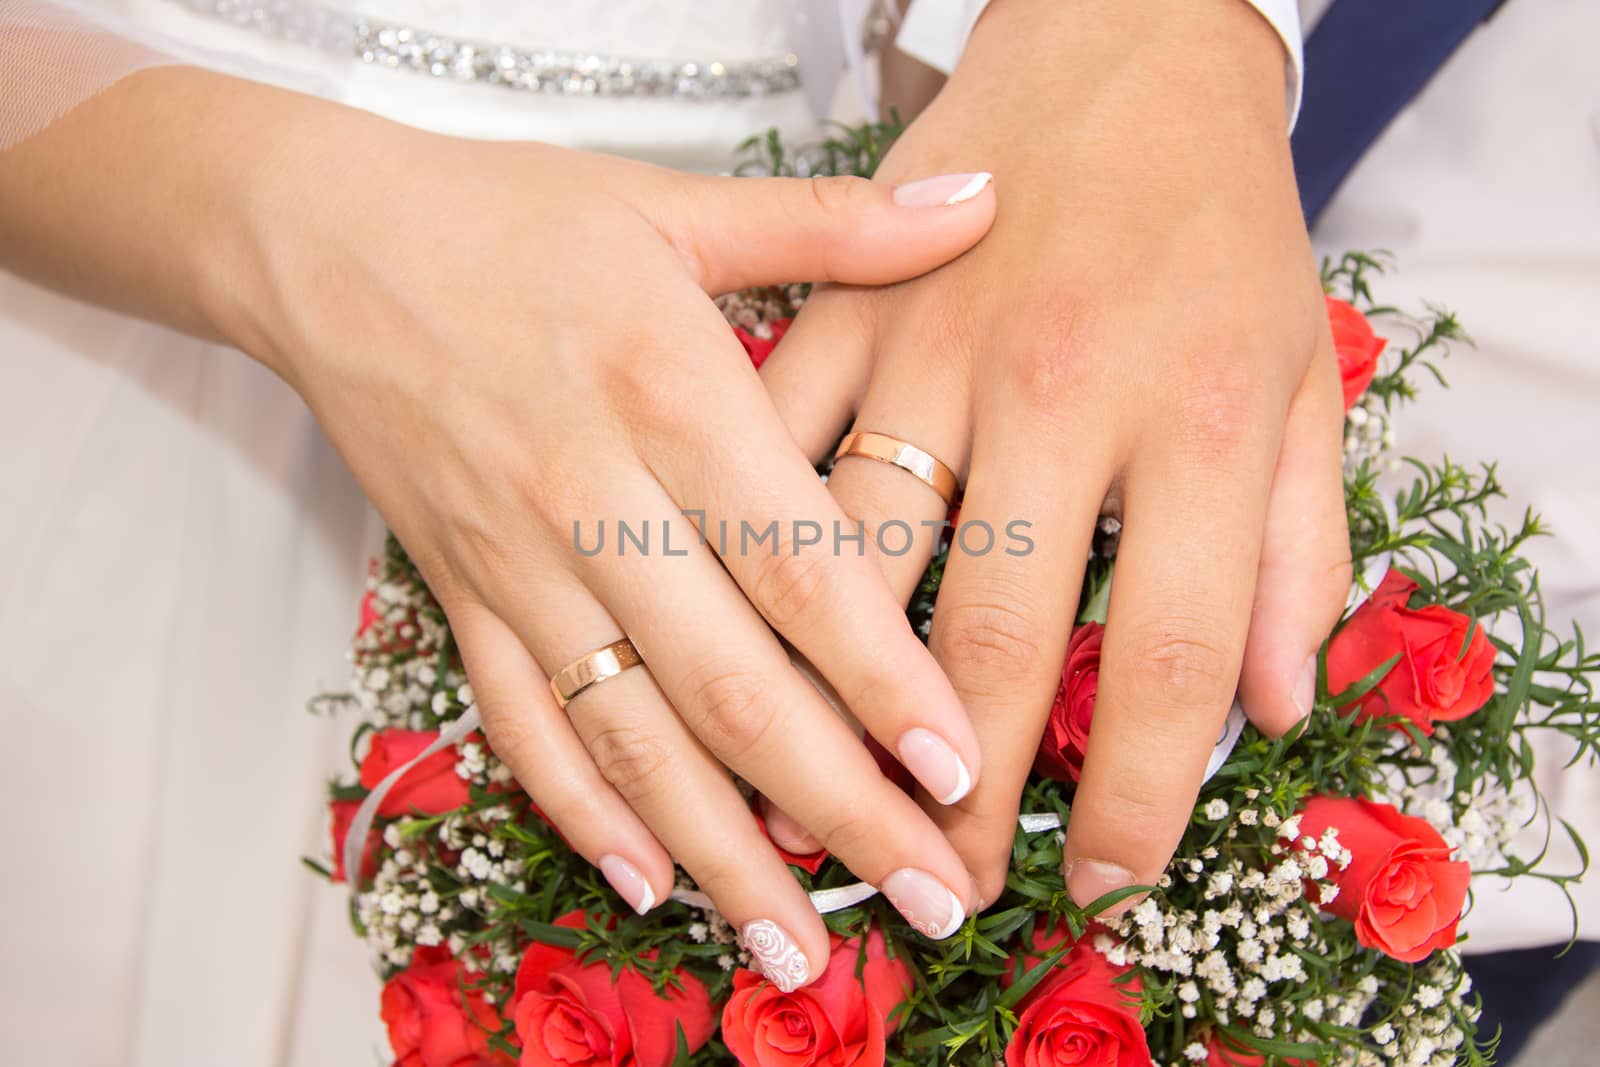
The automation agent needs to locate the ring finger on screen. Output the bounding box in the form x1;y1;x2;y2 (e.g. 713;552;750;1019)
571;481;980;939
502;567;837;989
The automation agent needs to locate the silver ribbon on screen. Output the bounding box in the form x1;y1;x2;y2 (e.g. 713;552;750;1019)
341;703;483;891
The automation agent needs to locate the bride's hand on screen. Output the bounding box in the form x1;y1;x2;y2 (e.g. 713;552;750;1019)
232;106;998;984
762;0;1352;909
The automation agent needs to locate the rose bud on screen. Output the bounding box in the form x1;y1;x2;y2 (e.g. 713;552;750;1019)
1296;795;1470;963
1327;295;1384;411
1326;568;1496;734
722;928;912;1067
359;729;473;818
512;911;715;1067
1005;919;1151;1067
1035;622;1104;784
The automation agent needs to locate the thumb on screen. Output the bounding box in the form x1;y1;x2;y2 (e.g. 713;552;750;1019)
659;171;996;294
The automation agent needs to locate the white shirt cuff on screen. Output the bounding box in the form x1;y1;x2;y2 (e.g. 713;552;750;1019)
896;0;1305;130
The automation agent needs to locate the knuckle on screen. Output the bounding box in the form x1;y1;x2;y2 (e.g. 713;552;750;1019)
807;175;875;218
479;706;537;768
806;804;881;860
681;665;778;763
1172;382;1264;462
594;356;691;439
749;546;832;630
586;724;674;804
932;595;1045;691
683;853;747;896
1122;624;1236;710
1000;297;1096;416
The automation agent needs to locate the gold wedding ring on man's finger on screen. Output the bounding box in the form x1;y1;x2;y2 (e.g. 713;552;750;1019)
833;431;960;505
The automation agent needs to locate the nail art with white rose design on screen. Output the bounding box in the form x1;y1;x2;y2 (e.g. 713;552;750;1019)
740;918;810;992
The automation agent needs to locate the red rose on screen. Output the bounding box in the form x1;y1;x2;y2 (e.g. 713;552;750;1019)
1296;795;1470;963
1006;922;1151;1067
721;928;912;1067
329;798;379;884
512;912;714;1067
1205;1034;1313;1066
357;586;381;637
382;947;514;1067
1326;295;1384;411
360;730;473;818
1326;569;1496;734
752;802;828;875
1035;623;1104;783
733;317;792;369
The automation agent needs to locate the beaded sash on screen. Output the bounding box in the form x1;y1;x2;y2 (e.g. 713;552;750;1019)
171;0;803;99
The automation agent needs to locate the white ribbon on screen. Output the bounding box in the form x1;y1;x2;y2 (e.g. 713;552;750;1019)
345;542;1395;918
342;703;483;894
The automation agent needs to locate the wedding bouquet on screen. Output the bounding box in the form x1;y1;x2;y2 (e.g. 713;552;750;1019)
309;126;1599;1067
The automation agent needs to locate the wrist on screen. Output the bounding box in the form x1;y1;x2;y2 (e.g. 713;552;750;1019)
953;0;1290;134
192;81;376;388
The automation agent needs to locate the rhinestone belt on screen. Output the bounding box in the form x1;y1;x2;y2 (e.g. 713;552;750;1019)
173;1;804;99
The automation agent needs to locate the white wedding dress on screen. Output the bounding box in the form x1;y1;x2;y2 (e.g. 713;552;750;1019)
2;2;1598;1065
0;3;828;1065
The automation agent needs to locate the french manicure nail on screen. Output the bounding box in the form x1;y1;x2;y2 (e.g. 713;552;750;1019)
882;868;967;940
892;171;993;208
1292;654;1318;720
897;727;974;805
741;918;811;992
1064;858;1141;916
598;854;655;916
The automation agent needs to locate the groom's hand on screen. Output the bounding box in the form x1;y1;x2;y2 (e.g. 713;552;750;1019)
761;0;1351;908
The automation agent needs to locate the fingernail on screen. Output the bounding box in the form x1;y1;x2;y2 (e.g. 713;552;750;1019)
1064;858;1141;916
741;919;811;992
881;868;967;940
598;854;655;916
897;727;974;805
892;171;993;208
1292;654;1318;720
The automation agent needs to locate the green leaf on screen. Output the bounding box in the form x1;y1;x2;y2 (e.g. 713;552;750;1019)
995;943;1071;1012
1325;651;1403;707
1081;884;1156;918
517;919;583;950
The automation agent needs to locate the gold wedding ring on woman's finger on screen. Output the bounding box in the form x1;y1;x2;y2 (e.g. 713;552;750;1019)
551;637;645;708
833;431;960;505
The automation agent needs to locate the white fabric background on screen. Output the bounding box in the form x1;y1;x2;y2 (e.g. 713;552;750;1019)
1305;0;1600;954
0;3;816;1065
1;2;1596;1065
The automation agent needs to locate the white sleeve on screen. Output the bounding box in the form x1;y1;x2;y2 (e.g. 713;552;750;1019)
895;0;1305;129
